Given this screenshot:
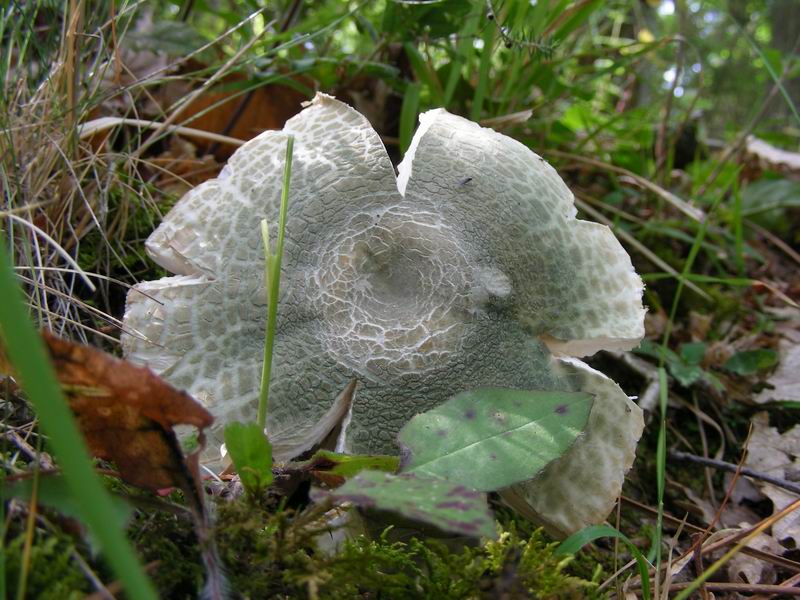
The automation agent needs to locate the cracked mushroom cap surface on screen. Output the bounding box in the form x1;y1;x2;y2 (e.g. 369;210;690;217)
123;93;645;535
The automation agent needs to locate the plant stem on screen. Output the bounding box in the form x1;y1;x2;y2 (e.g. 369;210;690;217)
257;135;294;429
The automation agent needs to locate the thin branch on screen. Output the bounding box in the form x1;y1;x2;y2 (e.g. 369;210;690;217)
670;449;800;495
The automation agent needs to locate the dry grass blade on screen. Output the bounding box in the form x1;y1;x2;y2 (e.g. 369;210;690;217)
674;498;800;599
78;117;247;147
547;149;706;222
4;214;95;292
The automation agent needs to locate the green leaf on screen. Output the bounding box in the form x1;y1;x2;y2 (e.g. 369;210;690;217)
399;81;421;155
668;362;706;388
556;524;652;600
637;340;707;387
299;450;399;478
397;388;593;492
723;349;779;376
403;42;443;105
223;422;273;495
679;342;706;366
313;470;496;539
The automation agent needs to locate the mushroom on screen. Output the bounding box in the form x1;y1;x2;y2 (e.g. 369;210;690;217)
123;93;645;536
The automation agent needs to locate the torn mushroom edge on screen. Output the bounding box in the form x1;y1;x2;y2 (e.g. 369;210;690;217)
396;106;646;360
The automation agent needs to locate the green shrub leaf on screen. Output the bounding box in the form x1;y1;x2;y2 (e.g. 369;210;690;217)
397;388;593;491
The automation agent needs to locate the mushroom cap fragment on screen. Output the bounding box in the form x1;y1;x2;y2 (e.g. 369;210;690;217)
123;93;645;535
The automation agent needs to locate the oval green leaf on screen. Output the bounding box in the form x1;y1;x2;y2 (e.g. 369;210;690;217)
397;388;593;492
723;349;778;376
223;421;273;496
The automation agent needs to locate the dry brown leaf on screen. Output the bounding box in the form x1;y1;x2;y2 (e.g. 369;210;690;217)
727;528;784;585
2;332;213;498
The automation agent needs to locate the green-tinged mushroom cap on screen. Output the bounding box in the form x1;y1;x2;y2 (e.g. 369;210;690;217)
123;93;645;536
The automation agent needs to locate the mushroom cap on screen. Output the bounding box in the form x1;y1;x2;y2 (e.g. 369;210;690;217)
123;93;645;534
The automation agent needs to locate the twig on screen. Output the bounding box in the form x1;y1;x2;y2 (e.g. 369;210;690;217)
670;449;800;495
655;21;687;186
70;549;113;600
746;219;800;267
674;498;800;599
132;18;269;160
206;0;304;157
84;561;161;600
4;430;54;470
606;350;661;413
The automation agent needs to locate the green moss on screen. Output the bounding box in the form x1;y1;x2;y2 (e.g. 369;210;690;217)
309;525;604;599
128;509;205;598
4;529;89;600
213;496;605;599
1;486;608;599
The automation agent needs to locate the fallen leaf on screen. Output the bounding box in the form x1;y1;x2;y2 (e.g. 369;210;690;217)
755;335;800;405
2;332;213;500
745;136;800;177
727;527;783;585
311;470;497;539
745;412;800;548
397;388;593;492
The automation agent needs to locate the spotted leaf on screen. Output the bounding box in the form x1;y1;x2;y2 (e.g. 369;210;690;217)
398;388;592;492
312;469;496;539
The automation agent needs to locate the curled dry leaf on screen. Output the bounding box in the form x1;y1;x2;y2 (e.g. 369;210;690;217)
1;331;213;496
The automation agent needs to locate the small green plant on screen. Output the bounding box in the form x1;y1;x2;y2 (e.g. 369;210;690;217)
258;135;296;429
223;135;294;498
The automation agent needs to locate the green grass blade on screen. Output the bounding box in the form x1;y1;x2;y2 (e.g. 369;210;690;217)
0;466;4;600
470;23;495;121
399;82;421;156
732;178;744;275
443;10;480;106
257;135;294;428
653;181;732;590
556;524;651;599
732;15;800;127
403;42;443;105
0;238;157;599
